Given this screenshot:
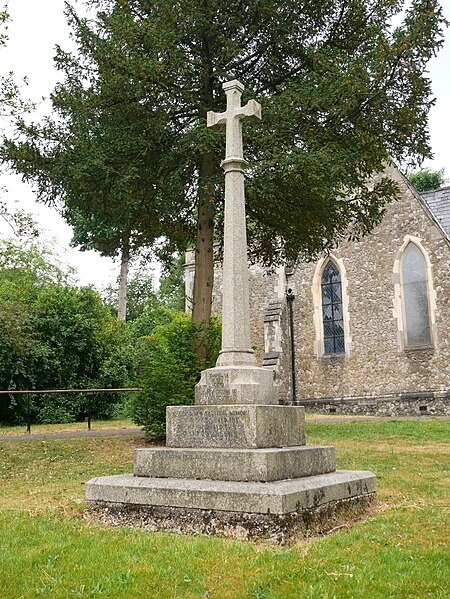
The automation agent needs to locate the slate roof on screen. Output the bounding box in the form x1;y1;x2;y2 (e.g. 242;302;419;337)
419;186;450;240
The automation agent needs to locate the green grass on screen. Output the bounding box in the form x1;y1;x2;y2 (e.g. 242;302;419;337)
0;420;448;598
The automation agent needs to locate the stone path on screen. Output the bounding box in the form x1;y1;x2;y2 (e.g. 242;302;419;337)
0;415;447;443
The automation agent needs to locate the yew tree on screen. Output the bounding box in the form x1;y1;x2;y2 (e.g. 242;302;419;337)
0;9;33;120
2;0;445;326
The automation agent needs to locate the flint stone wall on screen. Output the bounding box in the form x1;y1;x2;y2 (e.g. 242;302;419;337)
287;166;449;406
300;392;449;417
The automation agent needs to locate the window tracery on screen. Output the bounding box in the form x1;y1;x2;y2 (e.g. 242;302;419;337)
321;260;345;355
401;242;432;347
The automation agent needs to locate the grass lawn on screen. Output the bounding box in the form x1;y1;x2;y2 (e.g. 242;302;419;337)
0;419;448;598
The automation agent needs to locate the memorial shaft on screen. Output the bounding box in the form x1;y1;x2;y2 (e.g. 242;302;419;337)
207;80;261;367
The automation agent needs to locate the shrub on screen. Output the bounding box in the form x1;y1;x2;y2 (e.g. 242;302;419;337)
0;274;135;425
407;168;447;192
130;312;221;442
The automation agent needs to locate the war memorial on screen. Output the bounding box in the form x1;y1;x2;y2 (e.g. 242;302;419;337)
86;81;376;542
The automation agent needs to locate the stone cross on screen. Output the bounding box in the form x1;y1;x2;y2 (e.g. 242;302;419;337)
207;80;261;368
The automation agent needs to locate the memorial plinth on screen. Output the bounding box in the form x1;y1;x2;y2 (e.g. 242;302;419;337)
85;80;376;542
195;364;276;405
166;404;305;448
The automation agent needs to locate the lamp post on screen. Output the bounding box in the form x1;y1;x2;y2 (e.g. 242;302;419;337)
286;288;297;405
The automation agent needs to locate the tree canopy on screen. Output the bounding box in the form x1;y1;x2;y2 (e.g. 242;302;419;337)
2;0;445;325
0;236;133;424
0;9;33;120
407;167;447;191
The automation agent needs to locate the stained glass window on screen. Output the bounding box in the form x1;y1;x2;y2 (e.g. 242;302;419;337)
321;261;345;355
402;243;431;347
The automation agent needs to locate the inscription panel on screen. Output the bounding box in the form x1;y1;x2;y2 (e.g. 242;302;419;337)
200;387;234;404
167;407;251;448
167;405;306;449
195;370;235;405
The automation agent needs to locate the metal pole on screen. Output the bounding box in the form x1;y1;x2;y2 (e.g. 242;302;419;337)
27;395;31;434
87;391;93;430
286;288;297;404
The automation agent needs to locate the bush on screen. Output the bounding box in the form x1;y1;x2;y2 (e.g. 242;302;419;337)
36;398;76;425
407;168;447;192
130;312;221;442
0;266;135;425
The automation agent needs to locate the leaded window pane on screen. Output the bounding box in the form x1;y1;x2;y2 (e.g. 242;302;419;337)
333;321;344;337
322;286;332;305
324;338;335;354
334;336;345;354
402;244;431;346
403;243;427;284
323;305;333;320
321;260;345;355
331;284;342;302
323;321;334;337
332;303;343;320
323;261;340;284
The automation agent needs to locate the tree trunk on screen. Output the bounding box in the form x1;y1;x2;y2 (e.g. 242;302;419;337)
191;151;216;327
117;237;130;321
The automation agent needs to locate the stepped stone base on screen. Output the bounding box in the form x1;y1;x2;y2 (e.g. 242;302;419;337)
86;470;375;515
167;404;305;448
86;395;376;542
85;472;376;543
134;446;335;482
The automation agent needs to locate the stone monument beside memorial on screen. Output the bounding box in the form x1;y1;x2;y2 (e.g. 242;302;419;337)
86;81;376;542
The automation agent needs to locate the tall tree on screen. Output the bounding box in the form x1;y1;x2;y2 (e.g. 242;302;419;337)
2;0;445;329
0;9;33;120
66;207;143;320
158;254;186;312
407;167;447;191
101;267;158;321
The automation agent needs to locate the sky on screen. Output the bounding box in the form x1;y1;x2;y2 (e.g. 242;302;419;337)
0;0;449;288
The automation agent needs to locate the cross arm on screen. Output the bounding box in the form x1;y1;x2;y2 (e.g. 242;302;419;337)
241;99;261;122
207;110;226;130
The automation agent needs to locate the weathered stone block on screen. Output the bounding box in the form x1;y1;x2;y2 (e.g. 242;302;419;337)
134;445;335;482
86;494;376;544
86;470;376;515
166;404;306;449
195;365;276;405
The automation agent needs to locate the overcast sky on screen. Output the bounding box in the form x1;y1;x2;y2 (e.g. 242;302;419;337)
1;0;449;287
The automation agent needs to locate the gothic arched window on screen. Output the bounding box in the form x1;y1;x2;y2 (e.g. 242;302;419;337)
321;260;345;355
401;243;431;347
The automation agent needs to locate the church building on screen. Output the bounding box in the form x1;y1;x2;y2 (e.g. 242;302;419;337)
185;165;449;416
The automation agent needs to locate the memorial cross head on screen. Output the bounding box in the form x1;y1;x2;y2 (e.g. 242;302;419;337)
207;80;261;162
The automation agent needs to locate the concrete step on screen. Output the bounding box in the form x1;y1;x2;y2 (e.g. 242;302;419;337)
86;469;376;515
134;445;336;482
